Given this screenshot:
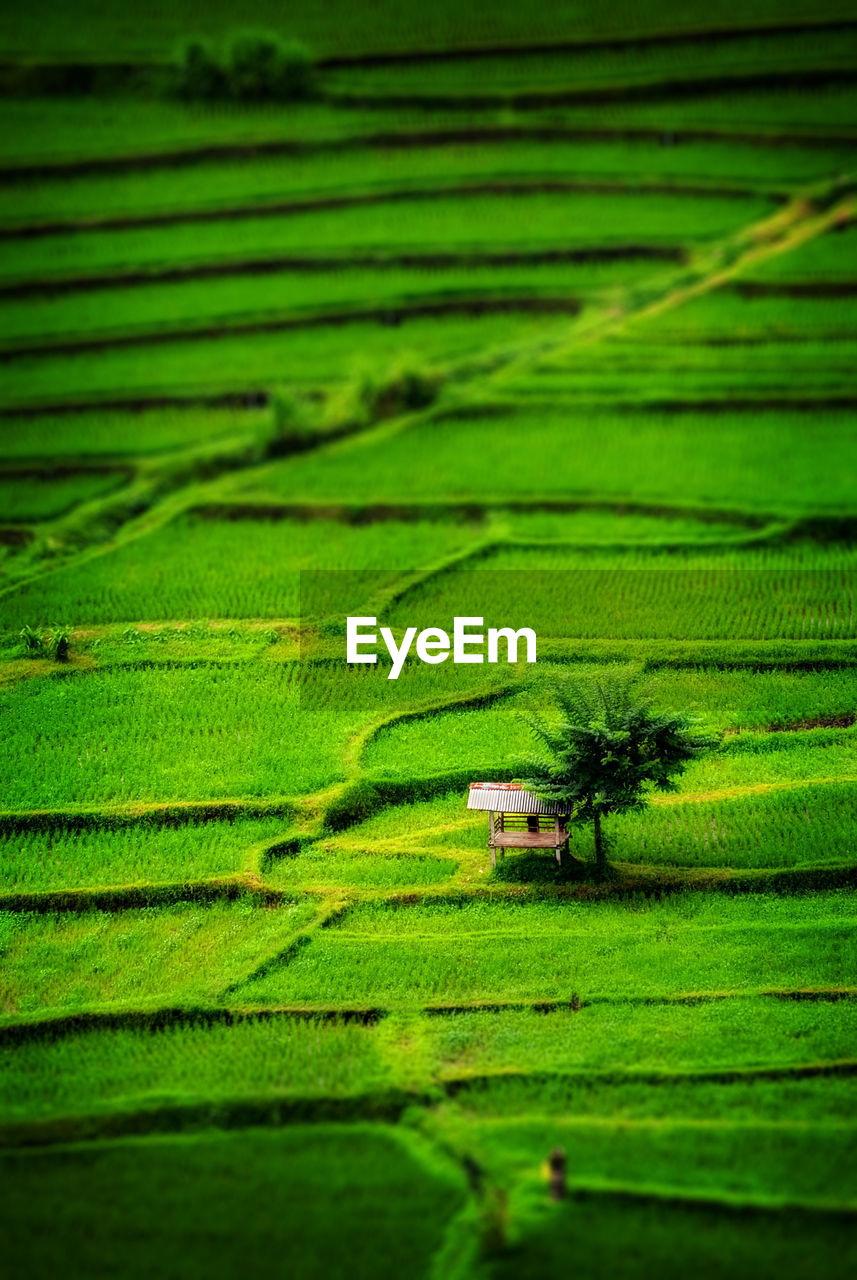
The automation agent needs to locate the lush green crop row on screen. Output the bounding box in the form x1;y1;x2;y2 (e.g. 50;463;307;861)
0;1127;463;1280
3;507;819;629
0;1017;394;1120
0;99;453;163
426;999;857;1080
588;780;857;869
393;552;856;640
0;514;483;625
2;891;853;1016
554;80;857;133
235;890;857;1004
0;260;649;348
526;337;857;401
5;137;839;230
0;659;507;807
0;311;561;405
0;404;268;459
268;849;457;890
0;469;124;520
743;226;857;282
453;1112;857;1204
2;0;846;59
0;189;772;287
456;509;752;543
326;26;857;97
0;898;317;1018
365;668;857;770
3;998;855;1123
482;1191;857;1280
0;664;321;805
237;405;857;514
0;816;291;892
623;290;857;342
330;889;853;933
0;82;854;175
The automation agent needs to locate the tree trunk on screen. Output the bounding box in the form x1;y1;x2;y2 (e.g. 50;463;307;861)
593;811;607;876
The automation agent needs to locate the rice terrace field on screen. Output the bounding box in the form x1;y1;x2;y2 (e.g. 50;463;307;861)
0;2;856;1277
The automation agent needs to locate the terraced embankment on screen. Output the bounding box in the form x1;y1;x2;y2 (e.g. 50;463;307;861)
1;9;856;1278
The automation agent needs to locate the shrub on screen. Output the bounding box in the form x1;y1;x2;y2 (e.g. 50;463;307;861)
226;31;316;101
19;625;44;657
173;39;226;101
270;388;318;450
322;355;441;432
378;354;440;417
46;626;70;663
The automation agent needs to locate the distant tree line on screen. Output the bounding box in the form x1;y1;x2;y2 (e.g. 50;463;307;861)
174;31;318;102
0;31;318;100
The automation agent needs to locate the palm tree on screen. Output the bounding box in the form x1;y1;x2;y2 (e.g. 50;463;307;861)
520;672;718;874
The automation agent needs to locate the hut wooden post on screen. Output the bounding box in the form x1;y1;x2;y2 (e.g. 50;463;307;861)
548;1148;567;1201
488;809;496;867
554;816;562;865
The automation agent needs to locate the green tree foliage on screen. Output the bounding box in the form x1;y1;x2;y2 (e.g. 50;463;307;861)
226;31;317;101
173;32;317;102
521;673;718;872
173;39;226;101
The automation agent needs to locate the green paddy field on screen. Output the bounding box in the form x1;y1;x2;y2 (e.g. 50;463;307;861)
0;3;855;1277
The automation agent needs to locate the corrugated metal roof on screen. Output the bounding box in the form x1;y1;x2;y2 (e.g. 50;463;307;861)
467;782;565;815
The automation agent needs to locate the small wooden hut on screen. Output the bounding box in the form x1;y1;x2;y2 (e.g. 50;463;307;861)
467;782;569;866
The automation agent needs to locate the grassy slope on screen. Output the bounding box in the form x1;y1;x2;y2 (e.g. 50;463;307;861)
0;9;855;1279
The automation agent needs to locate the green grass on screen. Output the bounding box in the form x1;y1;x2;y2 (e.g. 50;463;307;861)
624;289;857;341
0;898;318;1017
0;260;651;348
424;998;857;1078
526;337;857;400
0;190;772;286
571;781;857;870
338;771;857;872
0;14;855;1274
450;1070;857;1123
0;1017;395;1120
2;0;847;58
489;509;754;542
364;667;857;775
326;26;857;97
0;311;563;404
2;997;855;1124
0;469;125;520
390;547;857;640
238;405;857;513
3;137;835;230
0;514;482;625
267;848;458;889
743;226;857;282
456;1113;857;1202
548;80;857;133
0;659;502;807
0;405;268;459
477;1191;857;1280
234;891;857;1005
0;816;292;892
0;1127;465;1280
0;664;322;804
